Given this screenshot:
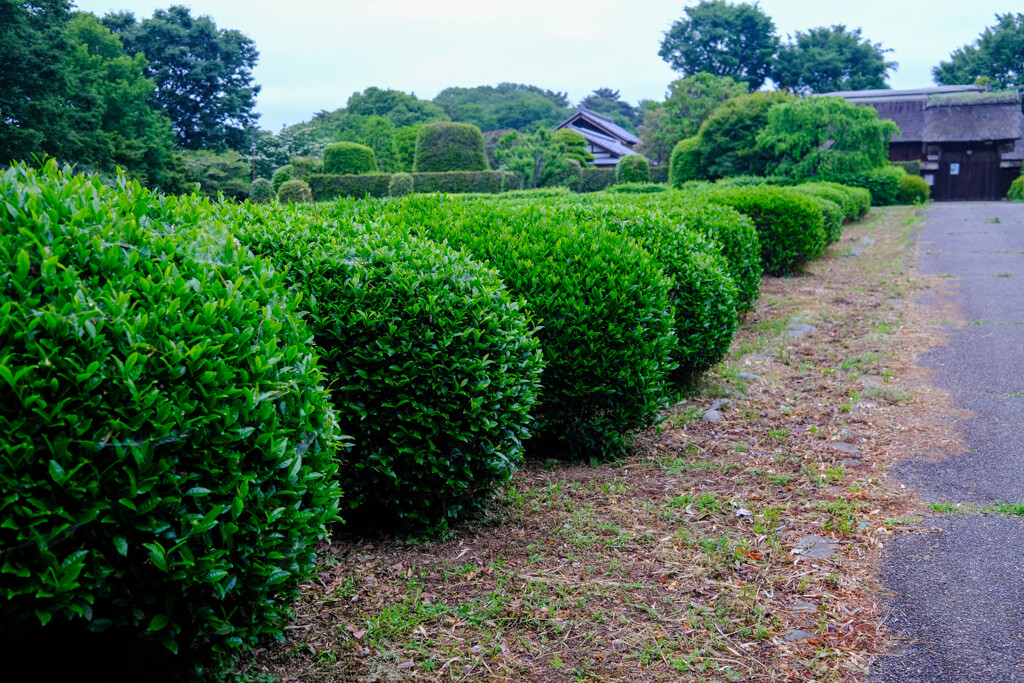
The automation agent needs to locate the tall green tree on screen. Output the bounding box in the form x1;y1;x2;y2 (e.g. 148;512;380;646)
775;25;896;94
360;115;399;172
658;0;778;90
697;91;795;178
933;13;1024;89
757;96;899;179
579;88;641;130
494;128;570;189
104;5;260;151
0;0;73;163
433;83;572;132
345;87;449;128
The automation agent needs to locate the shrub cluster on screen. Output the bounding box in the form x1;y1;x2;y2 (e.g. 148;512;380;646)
271;155;322;193
323;142;377;175
898;173;930;204
232;207;543;532
572;167;617;193
413;122;489;172
649;165;670;184
1009;175;1024;201
0;163;340;670
669;137;702;187
307;171;520;200
616;154;650;184
248;177;274;204
709;185;826;276
832;165;906;206
388;172;414;196
278;178;313;203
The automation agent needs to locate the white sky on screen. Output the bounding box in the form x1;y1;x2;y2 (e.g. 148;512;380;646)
72;0;1016;131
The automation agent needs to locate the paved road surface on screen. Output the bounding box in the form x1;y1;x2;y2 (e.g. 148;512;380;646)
871;202;1024;682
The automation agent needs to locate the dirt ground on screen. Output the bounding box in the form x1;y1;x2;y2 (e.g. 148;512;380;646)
238;205;961;682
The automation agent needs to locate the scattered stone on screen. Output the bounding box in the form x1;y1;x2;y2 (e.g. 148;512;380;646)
791;601;817;612
735;508;753;519
793;535;837;560
710;398;730;411
398;662;415;670
737;372;761;381
702;409;723;423
828;442;862;455
787;322;817;339
860;375;884;388
611;639;626;652
784;628;816;642
470;645;483;656
844;237;876;258
842;458;867;468
462;664;475;674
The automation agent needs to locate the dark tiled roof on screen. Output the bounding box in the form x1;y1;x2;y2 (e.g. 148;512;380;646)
555;108;640;145
567;125;635;158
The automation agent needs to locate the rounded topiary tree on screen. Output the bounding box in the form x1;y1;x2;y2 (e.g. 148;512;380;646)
248;177;274;203
413;122;489;172
271;164;295;193
278;178;313;203
0;162;341;671
616;154;650;184
388;172;414;196
323;142;377;175
897;173;930;204
669;136;703;187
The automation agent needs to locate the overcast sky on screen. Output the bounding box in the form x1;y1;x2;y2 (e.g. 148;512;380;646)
72;1;1015;131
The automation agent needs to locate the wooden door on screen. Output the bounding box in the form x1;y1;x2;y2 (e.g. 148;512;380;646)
932;144;1001;201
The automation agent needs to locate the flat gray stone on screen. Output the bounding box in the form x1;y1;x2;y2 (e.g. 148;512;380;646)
787;322;817;339
737;372;761;381
793;535;837;560
842;458;867;468
828;442;863;455
709;398;730;411
702;409;723;423
784;628;817;642
791;601;818;612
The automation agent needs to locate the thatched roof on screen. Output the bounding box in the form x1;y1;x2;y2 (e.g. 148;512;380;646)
923;96;1024;143
869;100;925;142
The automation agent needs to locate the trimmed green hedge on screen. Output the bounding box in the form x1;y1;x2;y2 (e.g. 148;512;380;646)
793;183;858;223
414;122;489;172
650;165;669;184
359;196;675;460
573;167;617;193
616;154;650;184
832;165;905;206
308;174;390;200
0;163;341;669
898;173;930;204
892;160;921;176
278;178;313;203
233;207;543;532
307;171;520;200
669;137;702;187
803;195;844;244
1009;175;1024;201
323;142;377;175
248;177;274;204
709;185;826;276
388;172;414;196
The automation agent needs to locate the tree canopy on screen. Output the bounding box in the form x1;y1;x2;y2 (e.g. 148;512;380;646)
696;91;795;179
775;25;895;94
433;83;572;132
658;0;778;90
933;13;1024;89
104;5;261;151
578;88;641;131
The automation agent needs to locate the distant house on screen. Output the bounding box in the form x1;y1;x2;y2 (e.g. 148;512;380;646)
554;108;640;167
825;85;1024;201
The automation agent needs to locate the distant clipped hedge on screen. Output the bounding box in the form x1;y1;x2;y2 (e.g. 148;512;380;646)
710;185;826;276
414;122;489;172
669;136;702;187
898;173;930;204
363;195;675;460
248;177;274;203
388;172;414;196
803;195;844;244
833;165;905;206
307;171;520;200
649;165;669;184
278;178;313;203
793;182;858;222
234;208;543;532
0;163;340;669
616;154;650;184
323;142;377;175
572;167;617;193
1009;175;1024;201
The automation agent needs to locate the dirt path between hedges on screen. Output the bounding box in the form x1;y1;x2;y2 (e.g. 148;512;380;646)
238;205;979;682
869;202;1024;683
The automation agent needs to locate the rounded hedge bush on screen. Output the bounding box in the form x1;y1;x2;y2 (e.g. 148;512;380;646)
0;163;341;670
323;142;377;175
833;165;905;206
898;173;930;204
1009;175;1024;201
388;172;414;197
271;164;295;193
709;185;826;276
669;136;702;187
794;183;858;222
413;122;489;173
362;195;675;460
616;154;650;184
248;177;274;204
233;206;544;533
804;195;844;245
278;178;313;203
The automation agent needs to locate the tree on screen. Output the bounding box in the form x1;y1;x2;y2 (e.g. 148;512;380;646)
105;6;260;151
494;129;570;189
774;25;896;94
696;91;795;178
433;83;572;132
756;96;899;179
637;107;673;166
180;148;251;200
553;129;594;165
579;88;641;130
933;13;1024;89
345;87;449;128
360;116;399;172
0;0;73;163
658;0;778;90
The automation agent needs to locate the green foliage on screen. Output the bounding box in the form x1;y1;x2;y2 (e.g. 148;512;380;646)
248;177;274;203
757;96;899;180
388;172;414;197
104;6;259;151
0;162;340;668
433;83;572;132
698;91;795;178
650;165;670;184
833;165;905;206
271;165;295;193
270;156;321;193
803;195;844;244
714;175;768;188
251;124;332;180
616;154;650;184
277;178;313;203
323;142;377;175
933;13;1024;90
394;125;421;171
604;183;666;194
792;182;859;222
897;173;931;204
572;167;618;193
655;73;749;156
892;160;921;176
360;116;399;172
670;136;704;187
307;171;520;200
710;185;826;275
307;174;390;200
414;122;489;173
774;24;896;94
345;87;450;128
180;149;251;201
494;129;570;189
234;207;543;532
365;196;675;460
1008;175;1024;201
554;129;594;164
659;0;779;89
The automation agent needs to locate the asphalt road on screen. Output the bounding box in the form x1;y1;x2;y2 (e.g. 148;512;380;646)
871;202;1024;682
